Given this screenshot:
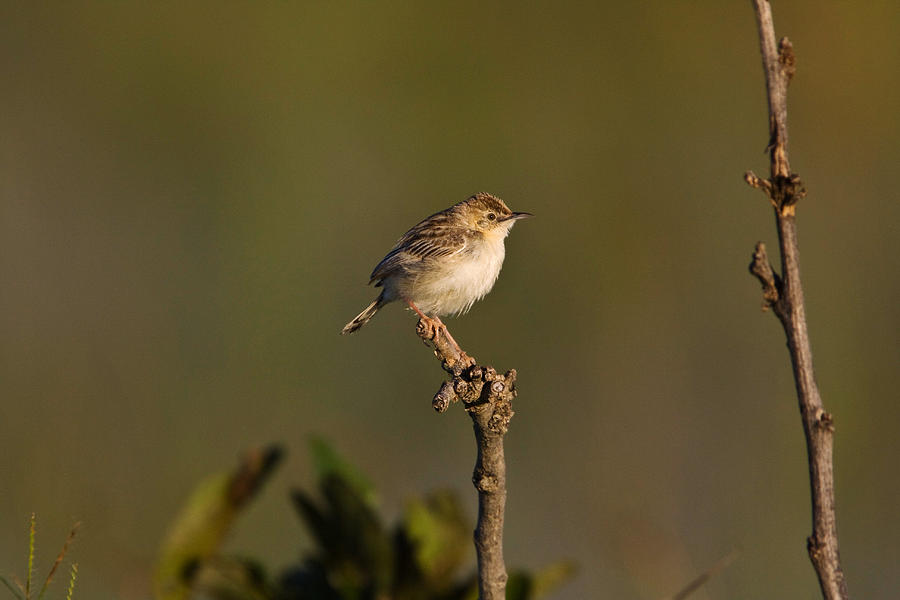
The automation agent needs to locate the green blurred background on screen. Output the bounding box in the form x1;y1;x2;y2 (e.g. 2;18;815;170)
2;2;898;598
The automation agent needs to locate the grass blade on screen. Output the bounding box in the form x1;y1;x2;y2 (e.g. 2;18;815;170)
38;523;80;600
0;576;26;600
26;514;36;599
65;565;77;600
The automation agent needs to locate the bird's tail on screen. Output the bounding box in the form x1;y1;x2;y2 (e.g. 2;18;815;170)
341;296;384;335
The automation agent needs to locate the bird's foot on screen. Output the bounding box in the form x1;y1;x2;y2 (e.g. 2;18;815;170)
407;299;471;364
431;316;470;363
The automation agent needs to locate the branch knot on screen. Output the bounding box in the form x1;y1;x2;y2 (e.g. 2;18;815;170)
417;320;515;433
815;410;835;432
745;171;805;213
473;469;500;493
778;37;796;83
749;242;782;312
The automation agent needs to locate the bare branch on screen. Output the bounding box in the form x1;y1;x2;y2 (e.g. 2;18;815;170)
746;2;848;599
416;319;515;600
752;0;793;179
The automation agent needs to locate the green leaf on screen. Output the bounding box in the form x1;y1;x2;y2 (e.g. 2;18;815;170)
506;561;577;600
308;436;376;505
320;475;393;593
154;445;282;600
529;560;576;598
290;472;393;596
403;491;470;586
189;556;270;600
505;571;532;600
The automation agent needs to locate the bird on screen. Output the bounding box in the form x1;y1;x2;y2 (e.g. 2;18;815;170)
341;192;531;350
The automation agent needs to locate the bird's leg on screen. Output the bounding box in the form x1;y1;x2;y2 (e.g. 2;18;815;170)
430;315;465;356
405;299;466;357
405;297;431;320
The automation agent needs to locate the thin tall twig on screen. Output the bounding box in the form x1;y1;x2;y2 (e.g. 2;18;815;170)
745;2;848;599
416;319;516;600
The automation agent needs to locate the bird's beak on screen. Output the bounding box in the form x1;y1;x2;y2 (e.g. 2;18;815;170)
507;212;533;221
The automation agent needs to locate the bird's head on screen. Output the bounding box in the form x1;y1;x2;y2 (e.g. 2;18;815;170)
461;192;532;235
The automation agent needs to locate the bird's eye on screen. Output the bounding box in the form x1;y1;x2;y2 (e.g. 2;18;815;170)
487;213;496;221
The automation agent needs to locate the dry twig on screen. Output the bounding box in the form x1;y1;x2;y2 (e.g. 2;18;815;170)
416;319;516;600
663;549;739;600
745;2;848;599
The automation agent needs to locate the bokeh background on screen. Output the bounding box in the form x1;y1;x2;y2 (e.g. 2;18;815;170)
2;2;898;599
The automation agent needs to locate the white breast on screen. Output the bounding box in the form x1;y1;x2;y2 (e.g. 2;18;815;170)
410;234;507;316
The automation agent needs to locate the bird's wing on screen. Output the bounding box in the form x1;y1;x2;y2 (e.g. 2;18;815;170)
369;223;468;284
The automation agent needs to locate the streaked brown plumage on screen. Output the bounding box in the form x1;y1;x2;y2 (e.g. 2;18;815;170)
341;192;530;338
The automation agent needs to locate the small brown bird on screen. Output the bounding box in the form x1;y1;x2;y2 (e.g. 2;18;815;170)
341;192;531;347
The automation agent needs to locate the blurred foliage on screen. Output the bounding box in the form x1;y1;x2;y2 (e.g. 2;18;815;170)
156;440;572;600
0;514;79;600
155;446;284;600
